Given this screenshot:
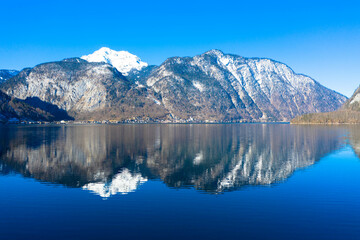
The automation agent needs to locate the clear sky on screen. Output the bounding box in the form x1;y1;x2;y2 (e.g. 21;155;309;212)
1;0;359;96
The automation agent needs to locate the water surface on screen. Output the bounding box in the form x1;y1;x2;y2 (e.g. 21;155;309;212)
0;124;359;240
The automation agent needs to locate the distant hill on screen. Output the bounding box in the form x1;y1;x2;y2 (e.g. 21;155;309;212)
291;85;360;124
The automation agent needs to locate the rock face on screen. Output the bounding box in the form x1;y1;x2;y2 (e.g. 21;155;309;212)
144;50;346;121
0;70;19;84
0;91;56;123
81;47;148;76
1;58;169;120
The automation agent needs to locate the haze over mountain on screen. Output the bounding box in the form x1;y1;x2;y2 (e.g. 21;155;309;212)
0;48;347;122
0;70;19;84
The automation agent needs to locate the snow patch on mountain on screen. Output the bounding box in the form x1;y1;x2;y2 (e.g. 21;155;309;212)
81;47;148;76
193;81;205;92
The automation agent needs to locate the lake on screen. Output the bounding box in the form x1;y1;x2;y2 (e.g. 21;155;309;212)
0;124;360;240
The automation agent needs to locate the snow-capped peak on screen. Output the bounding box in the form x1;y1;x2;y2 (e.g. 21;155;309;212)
81;47;148;76
203;49;224;57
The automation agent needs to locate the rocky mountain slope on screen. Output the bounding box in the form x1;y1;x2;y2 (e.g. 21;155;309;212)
0;90;56;123
292;85;360;124
81;47;148;76
142;50;346;121
1;58;168;120
343;85;360;111
0;69;19;84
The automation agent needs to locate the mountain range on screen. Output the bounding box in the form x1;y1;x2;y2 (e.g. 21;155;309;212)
0;48;348;123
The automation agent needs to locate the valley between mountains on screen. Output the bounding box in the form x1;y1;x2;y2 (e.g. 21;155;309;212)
0;48;348;123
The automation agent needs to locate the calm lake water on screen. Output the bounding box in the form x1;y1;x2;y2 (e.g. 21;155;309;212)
0;124;360;240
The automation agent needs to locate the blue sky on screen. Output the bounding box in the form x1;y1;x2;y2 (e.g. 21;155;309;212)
1;0;359;96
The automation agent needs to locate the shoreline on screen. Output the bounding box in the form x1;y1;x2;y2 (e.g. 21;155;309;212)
1;121;292;126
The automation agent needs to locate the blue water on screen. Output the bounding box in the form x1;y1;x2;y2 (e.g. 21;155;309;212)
0;124;359;240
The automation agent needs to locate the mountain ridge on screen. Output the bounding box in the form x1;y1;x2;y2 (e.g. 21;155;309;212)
142;49;346;121
0;48;348;122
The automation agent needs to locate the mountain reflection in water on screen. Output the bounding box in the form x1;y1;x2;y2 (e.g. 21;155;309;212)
0;124;350;197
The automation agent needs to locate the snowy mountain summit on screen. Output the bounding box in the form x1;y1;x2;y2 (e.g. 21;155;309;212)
81;47;148;76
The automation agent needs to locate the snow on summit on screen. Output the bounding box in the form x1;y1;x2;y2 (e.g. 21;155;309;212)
81;47;148;76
